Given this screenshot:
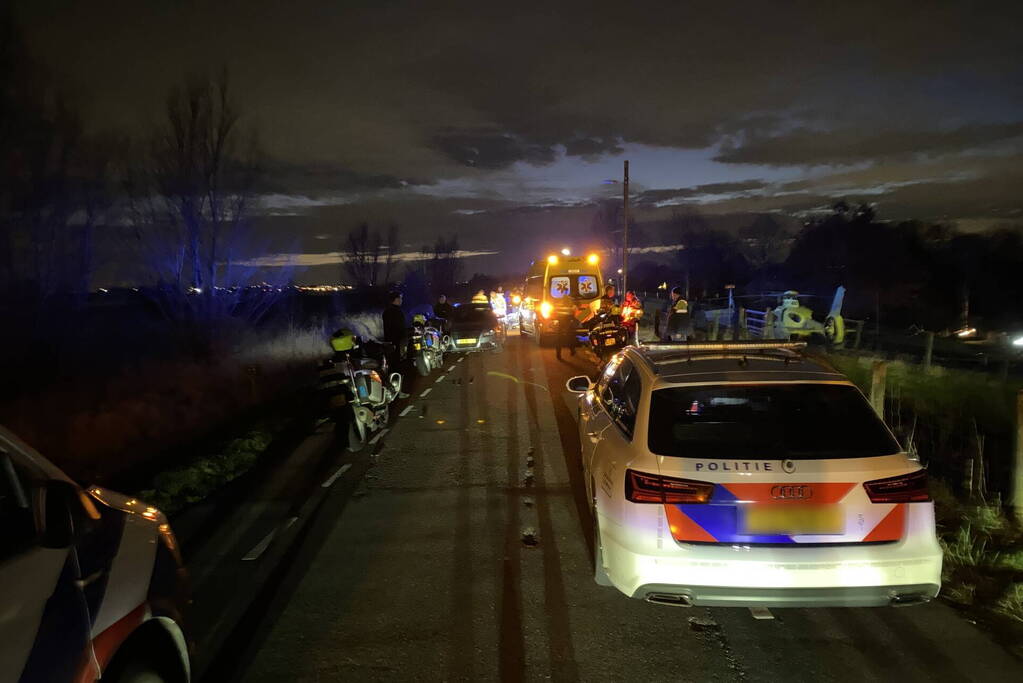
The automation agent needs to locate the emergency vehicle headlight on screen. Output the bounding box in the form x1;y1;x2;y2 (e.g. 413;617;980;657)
512;294;522;304
587;253;599;265
547;254;559;265
540;301;553;319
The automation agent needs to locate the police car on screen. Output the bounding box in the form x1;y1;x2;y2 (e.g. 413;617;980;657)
1;426;190;682
567;342;942;607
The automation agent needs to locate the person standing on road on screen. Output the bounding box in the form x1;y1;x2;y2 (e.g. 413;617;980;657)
433;294;453;334
382;291;411;397
554;309;578;361
654;286;691;341
433;294;453;321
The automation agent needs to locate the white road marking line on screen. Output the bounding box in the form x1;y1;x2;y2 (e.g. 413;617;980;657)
321;463;352;488
420;388;432;398
242;528;278;561
283;516;298;530
369;427;389;445
399;405;414;417
457;356;465;362
435;374;446;383
749;607;774;620
447;365;456;372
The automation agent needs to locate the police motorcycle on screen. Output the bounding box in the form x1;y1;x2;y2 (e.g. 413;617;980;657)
321;329;403;451
587;309;630;363
409;313;446;377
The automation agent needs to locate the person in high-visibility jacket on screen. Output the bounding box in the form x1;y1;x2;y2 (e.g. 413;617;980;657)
655;286;691;341
490;288;507;317
471;289;488;304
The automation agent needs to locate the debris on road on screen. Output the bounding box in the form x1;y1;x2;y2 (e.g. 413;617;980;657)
521;528;539;547
688;615;720;632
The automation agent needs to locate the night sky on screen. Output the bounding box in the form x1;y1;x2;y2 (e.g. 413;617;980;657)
17;1;1023;281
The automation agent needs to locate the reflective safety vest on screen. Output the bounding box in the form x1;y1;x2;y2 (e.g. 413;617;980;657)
490;293;507;315
672;298;689;314
471;292;488;303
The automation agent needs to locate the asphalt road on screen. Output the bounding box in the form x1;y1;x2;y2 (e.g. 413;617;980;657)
214;333;1022;682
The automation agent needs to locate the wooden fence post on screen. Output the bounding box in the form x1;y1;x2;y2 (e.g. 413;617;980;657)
869;361;887;419
853;320;864;349
922;331;934;372
1013;390;1023;522
710;312;719;341
738;308;749;340
764;309;775;340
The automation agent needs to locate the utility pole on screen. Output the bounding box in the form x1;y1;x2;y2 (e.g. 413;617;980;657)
622;160;629;296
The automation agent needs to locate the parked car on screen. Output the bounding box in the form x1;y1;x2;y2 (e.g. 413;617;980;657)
566;341;942;607
0;425;191;682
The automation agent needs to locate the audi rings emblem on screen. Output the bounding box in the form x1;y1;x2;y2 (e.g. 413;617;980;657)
771;484;812;500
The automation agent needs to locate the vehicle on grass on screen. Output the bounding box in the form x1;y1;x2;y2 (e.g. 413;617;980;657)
409;315;446;376
770;287;846;344
0;426;191;682
445;302;504;353
566;341;942;608
321;339;402;451
587;311;629;363
520;253;603;345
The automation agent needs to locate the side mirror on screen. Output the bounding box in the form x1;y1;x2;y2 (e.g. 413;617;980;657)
566;375;592;393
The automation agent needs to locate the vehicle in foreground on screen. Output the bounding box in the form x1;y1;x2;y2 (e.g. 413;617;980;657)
0;426;190;682
567;341;942;608
445;303;504;353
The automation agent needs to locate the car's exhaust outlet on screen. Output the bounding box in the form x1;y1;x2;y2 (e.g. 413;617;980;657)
889;592;931;607
645;592;693;607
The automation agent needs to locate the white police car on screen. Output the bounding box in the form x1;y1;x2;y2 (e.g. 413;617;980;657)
567;342;942;607
1;426;190;682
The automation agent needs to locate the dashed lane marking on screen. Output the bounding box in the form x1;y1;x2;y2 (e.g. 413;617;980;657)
399;405;414;417
321;463;352;488
749;607;774;620
369;427;390;445
420;388;432;398
241;528;278;561
435;374;447;383
447;365;456;372
457;356;465;363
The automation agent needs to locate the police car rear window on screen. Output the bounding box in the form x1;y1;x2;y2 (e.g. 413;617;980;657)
647;384;899;459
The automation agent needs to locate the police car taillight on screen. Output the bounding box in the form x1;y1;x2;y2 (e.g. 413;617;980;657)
863;469;931;503
625;469;713;504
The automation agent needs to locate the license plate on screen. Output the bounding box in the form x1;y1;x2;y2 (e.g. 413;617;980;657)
741;505;844;535
457;338;477;345
604;338;616;346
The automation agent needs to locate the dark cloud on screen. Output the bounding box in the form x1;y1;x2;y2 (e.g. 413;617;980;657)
431;129;557;169
716;122;1023;165
259;161;423;194
563;136;624;160
637;180;768;204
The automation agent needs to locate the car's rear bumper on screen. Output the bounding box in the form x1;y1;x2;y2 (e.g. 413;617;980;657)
599;504;943;607
631;582;939;608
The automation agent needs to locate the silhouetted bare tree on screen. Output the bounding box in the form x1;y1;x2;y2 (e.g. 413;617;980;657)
342;222;400;287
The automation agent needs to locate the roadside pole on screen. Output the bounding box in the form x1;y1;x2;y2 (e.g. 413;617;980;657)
622;160;629;296
869;361;887;419
1014;391;1023;522
923;332;934;372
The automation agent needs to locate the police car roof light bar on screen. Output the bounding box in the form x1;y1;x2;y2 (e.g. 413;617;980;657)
638;341;807;353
